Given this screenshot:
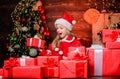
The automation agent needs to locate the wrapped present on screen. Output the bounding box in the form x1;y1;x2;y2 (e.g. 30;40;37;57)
37;56;59;67
88;48;120;76
43;67;59;78
17;58;37;66
26;37;45;49
3;57;19;78
105;42;120;49
68;46;87;60
68;46;86;55
102;29;120;43
0;76;3;79
12;66;42;78
67;52;88;60
60;60;88;78
0;68;3;76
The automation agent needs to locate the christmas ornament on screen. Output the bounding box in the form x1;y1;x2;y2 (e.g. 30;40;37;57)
8;47;14;52
13;37;17;41
21;17;26;23
29;48;38;57
83;8;100;24
40;7;44;13
41;15;46;20
24;9;28;14
15;16;19;21
44;30;50;37
22;26;28;32
14;44;20;48
40;26;44;33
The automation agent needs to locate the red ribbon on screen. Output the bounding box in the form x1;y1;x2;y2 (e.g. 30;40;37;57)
72;53;88;60
43;57;58;67
4;57;19;70
105;31;118;42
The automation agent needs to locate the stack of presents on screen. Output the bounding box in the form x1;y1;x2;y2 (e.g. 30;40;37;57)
0;29;120;79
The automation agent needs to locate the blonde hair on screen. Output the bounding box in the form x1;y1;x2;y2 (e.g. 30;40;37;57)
52;30;75;50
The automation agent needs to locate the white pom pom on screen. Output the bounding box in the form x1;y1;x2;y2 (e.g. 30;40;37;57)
59;51;63;55
47;50;51;53
72;20;76;25
54;48;59;51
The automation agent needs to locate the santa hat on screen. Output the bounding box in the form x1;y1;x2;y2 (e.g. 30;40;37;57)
54;13;76;31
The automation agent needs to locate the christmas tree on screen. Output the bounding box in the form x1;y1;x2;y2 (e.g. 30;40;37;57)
7;0;50;57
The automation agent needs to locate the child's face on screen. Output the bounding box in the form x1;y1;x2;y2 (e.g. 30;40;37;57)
56;24;69;39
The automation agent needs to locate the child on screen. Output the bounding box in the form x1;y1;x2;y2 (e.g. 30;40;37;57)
47;13;82;59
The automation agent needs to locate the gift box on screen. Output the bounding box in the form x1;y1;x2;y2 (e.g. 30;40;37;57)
17;58;37;66
88;48;120;76
0;69;3;79
67;52;88;60
3;57;19;78
12;66;42;78
68;46;86;55
0;68;3;76
26;38;45;49
105;42;120;49
59;60;88;78
43;67;59;78
68;46;87;60
102;29;120;43
37;56;59;67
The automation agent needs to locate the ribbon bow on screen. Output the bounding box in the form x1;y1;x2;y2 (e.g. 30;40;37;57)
43;58;58;67
4;57;19;70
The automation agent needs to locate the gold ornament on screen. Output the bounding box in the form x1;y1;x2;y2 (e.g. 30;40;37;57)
83;8;100;24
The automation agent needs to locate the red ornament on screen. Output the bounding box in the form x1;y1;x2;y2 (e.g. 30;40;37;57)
42;15;46;20
15;16;19;21
21;17;26;22
44;30;50;37
43;21;47;24
40;7;45;14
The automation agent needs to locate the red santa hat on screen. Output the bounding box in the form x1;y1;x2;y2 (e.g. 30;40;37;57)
55;13;76;31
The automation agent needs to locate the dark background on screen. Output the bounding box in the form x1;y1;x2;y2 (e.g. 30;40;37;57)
0;0;21;68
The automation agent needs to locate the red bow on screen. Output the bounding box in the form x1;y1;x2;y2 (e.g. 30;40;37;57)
4;57;19;70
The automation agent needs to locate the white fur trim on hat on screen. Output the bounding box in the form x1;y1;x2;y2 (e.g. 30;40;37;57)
55;18;73;31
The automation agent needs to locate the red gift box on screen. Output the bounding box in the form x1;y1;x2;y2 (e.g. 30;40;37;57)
12;66;42;78
26;38;45;49
3;57;19;78
102;29;120;43
67;52;88;60
105;42;120;49
0;69;4;79
37;56;59;67
68;46;86;55
17;58;37;66
0;76;3;79
88;48;120;76
60;60;88;78
68;46;87;60
43;67;59;78
0;68;3;76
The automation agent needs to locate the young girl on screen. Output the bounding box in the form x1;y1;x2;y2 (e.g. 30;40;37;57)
47;13;82;59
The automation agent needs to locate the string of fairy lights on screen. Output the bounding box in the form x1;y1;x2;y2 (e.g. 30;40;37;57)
88;0;119;13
